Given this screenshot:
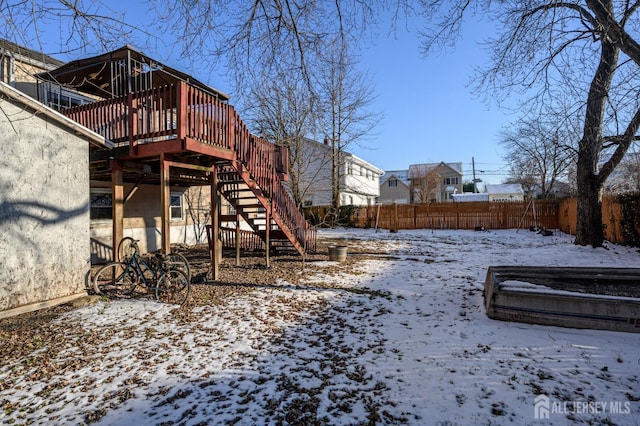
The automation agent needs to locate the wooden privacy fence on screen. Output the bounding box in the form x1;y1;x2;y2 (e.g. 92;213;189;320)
352;200;559;231
557;196;632;245
306;195;639;246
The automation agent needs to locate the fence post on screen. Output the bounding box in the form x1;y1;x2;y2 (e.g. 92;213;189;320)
393;202;398;232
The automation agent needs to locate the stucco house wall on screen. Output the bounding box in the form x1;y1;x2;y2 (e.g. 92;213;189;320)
0;82;110;317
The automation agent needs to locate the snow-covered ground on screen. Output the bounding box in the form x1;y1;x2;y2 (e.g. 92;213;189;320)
2;228;640;425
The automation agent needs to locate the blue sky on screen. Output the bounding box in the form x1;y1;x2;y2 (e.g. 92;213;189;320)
353;16;513;185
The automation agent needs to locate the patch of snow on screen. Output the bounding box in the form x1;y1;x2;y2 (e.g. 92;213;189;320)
1;228;639;425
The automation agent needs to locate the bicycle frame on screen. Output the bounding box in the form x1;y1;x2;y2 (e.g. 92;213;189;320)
124;252;164;291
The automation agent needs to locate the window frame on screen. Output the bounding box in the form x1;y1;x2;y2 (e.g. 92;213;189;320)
170;192;184;221
90;188;113;222
444;177;459;185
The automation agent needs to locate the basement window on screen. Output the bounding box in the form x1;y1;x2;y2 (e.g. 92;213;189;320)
170;193;183;221
90;189;112;220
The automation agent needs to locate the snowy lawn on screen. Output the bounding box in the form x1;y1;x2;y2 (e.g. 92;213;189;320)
1;228;639;425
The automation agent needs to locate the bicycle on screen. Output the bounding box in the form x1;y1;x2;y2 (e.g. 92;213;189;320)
94;239;191;305
117;237;192;282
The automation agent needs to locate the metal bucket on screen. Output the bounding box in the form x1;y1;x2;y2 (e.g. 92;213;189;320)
328;245;348;262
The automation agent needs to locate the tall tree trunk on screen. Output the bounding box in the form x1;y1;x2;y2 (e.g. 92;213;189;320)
575;32;619;247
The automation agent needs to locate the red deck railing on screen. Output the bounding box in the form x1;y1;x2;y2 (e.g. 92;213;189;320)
64;81;314;252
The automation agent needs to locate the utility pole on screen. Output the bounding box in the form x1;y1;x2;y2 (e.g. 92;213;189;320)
472;157;477;193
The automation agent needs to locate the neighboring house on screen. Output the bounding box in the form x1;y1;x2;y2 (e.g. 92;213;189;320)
379;170;411;204
0;39;93;110
296;138;383;207
0;81;113;317
485;184;525;201
408;162;464;203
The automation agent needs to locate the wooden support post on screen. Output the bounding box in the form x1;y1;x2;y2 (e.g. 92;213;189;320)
160;154;171;254
235;212;241;266
127;93;136;156
111;162;124;261
265;203;270;268
210;169;220;280
176;82;188;142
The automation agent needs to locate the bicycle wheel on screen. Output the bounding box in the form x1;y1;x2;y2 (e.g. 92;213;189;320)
155;269;190;306
93;262;139;298
117;237;139;262
165;252;191;282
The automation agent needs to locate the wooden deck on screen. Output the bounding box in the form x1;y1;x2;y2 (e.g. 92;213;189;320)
64;81;316;258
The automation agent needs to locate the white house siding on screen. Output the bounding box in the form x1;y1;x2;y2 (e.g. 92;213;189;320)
297;139;382;207
342;172;379;205
0;94;91;314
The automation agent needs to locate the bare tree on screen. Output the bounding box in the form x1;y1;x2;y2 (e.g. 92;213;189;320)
416;1;640;247
0;1;153;56
409;164;441;203
500;118;576;198
317;36;381;211
183;186;211;244
245;69;322;209
603;144;640;193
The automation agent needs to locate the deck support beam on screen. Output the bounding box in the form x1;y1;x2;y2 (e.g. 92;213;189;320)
265;203;270;268
235;212;241;266
111;161;124;261
210;169;220;280
160;154;171;254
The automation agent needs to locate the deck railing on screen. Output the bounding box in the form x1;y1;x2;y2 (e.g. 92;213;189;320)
64;81;313;252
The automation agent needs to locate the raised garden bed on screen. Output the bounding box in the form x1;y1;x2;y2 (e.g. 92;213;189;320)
484;266;640;333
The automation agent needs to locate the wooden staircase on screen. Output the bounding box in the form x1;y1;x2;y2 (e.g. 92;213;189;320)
216;128;316;254
63;81;316;255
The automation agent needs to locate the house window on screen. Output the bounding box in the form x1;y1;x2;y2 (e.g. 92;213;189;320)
90;189;112;220
346;162;353;175
170;193;183;221
444;177;459;185
44;88;87;111
388;179;398;187
359;166;364;176
303;200;313;207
